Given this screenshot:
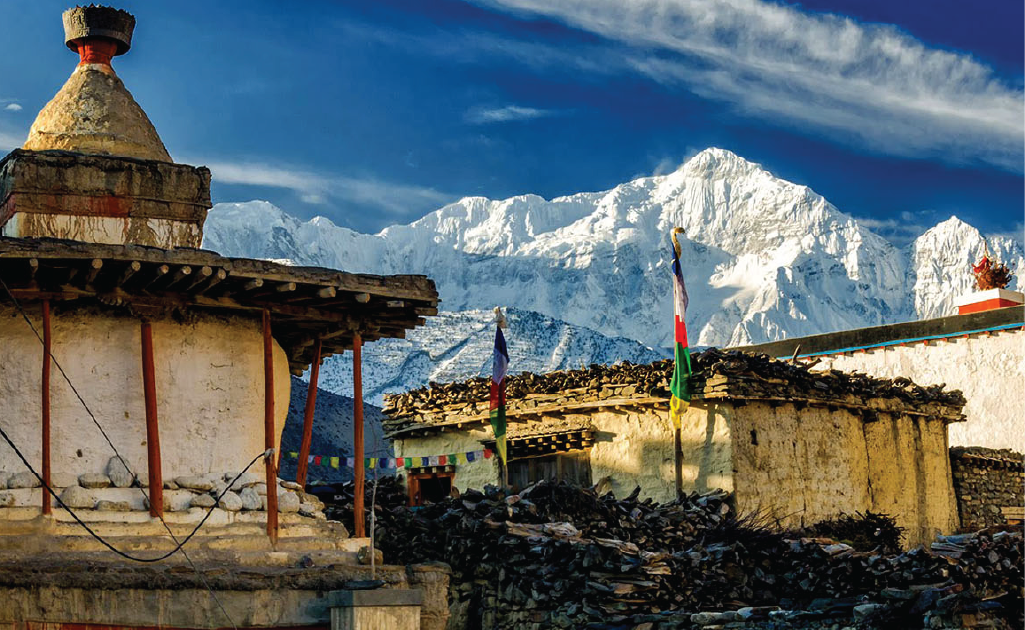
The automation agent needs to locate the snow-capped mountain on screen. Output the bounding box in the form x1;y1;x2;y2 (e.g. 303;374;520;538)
203;147;1023;398
911;217;1023;320
309;308;664;407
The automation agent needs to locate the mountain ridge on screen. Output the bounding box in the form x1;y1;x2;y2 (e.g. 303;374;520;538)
202;147;1023;398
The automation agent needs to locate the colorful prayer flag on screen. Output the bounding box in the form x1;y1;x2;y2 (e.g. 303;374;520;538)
483;449;493;459
669;233;692;429
330;457;339;468
490;323;510;465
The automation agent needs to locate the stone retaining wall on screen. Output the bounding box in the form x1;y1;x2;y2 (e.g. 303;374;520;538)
951;448;1024;531
0;460;326;518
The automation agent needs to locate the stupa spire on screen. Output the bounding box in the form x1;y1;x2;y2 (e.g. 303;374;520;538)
62;5;136;65
22;5;170;162
0;5;210;249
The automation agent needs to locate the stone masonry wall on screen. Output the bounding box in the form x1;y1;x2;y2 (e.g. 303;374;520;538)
951;447;1024;531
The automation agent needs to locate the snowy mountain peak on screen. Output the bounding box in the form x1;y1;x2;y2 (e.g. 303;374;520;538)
680;147;763;178
203;148;1022;353
911;216;1023;319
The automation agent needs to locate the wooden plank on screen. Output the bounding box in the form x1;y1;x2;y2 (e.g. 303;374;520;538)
82;258;103;287
0;239;438;302
115;261;142;288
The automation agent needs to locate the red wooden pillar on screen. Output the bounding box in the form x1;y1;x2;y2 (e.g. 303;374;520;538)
296;339;322;486
140;321;163;518
41;300;52;514
262;309;279;544
353;330;365;538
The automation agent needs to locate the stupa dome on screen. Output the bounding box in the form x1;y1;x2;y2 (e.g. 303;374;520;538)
23;66;171;161
22;5;170;161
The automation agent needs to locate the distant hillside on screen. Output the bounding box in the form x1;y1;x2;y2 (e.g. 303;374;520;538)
279;376;392;484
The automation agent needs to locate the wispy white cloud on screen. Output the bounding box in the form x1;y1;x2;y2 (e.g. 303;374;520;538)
192;159;454;216
3;103;22;112
469;0;1024;172
466;104;565;124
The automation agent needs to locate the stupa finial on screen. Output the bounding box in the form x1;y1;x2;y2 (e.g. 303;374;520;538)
62;5;136;65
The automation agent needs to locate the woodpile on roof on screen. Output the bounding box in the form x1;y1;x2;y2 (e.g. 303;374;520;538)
0;237;439;373
383;348;967;436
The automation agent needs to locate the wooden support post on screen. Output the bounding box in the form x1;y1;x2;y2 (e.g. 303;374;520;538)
262;309;279;544
296;339;322;487
41;300;52;515
353;330;365;538
674;427;683;499
140;321;163;518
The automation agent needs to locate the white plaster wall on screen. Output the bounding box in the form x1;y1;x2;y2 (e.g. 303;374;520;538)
2;214;202;249
394;403;733;504
0;306;290;480
813;330;1024;450
393;427;498;492
589;405;732;504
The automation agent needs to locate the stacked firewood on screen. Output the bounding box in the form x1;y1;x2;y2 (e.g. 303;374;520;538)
382;348;967;433
321;479;1021;629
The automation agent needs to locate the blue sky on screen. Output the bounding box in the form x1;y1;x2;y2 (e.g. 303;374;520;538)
0;0;1021;242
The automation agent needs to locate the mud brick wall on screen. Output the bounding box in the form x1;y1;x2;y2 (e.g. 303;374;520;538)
951;447;1024;531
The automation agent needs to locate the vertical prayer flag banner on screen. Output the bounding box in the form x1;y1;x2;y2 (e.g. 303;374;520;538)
490;323;510;465
669;230;692;429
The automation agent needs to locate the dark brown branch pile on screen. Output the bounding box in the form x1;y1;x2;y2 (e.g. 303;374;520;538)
383;349;967;432
974;258;1014;291
320;479;1022;629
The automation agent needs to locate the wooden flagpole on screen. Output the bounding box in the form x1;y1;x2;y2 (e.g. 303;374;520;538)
671;227;685;499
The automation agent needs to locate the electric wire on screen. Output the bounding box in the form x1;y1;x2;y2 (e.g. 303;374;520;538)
0;272;270;628
0;422;264;563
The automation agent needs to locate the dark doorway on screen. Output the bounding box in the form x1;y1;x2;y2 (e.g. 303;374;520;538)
407;471;454;506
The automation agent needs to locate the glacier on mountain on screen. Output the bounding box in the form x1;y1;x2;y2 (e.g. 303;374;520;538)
202;147;1023;398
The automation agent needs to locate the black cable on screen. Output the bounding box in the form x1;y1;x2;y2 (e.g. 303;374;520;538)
0;275;139;484
0;271;259;627
0;422;265;563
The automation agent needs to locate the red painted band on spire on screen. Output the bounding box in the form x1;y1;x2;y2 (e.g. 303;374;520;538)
71;37;119;66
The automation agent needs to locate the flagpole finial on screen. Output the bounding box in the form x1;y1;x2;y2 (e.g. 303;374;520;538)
671;227;685;258
494;306;507;329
